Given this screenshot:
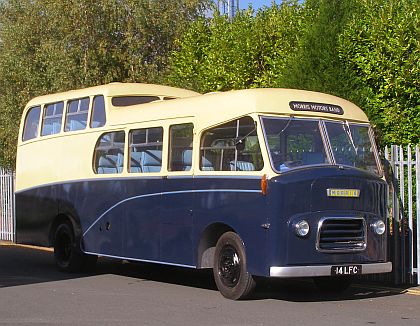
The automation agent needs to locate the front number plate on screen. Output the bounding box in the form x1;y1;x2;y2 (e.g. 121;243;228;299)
331;265;362;276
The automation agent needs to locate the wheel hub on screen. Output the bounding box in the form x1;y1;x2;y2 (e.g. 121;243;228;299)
218;245;241;288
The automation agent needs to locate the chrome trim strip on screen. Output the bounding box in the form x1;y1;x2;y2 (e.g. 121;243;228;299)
83;188;261;236
193;175;262;179
83;251;196;269
270;262;392;277
166;175;194;179
316;216;367;253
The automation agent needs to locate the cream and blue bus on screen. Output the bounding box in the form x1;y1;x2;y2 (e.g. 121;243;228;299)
16;83;391;299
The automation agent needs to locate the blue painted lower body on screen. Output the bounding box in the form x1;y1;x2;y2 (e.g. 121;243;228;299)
16;176;267;274
15;167;388;277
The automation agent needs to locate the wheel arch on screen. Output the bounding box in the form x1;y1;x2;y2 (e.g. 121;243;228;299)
197;222;238;269
48;213;82;247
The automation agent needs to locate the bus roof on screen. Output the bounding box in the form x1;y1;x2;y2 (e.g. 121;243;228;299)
24;83;200;108
109;88;370;129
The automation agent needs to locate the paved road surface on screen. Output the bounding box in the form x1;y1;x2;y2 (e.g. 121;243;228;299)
0;243;419;326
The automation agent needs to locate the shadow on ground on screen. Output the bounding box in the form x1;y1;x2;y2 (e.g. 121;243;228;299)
0;244;405;302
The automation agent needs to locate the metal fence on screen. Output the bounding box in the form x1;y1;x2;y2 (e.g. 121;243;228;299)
0;168;15;242
0;146;419;284
385;145;420;285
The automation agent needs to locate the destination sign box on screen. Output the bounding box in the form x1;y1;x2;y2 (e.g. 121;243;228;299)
289;101;344;115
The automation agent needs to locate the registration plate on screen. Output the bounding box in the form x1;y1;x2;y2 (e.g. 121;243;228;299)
331;265;362;276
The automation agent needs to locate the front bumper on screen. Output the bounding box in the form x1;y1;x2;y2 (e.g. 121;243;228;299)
270;262;392;277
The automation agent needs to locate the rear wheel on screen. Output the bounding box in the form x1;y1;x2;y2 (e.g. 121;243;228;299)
54;221;96;272
213;232;256;300
313;276;353;293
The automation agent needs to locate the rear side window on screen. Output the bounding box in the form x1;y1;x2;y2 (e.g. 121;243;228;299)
41;102;64;136
90;95;106;128
112;96;160;107
169;123;193;171
22;106;41;141
65;97;90;132
93;131;125;174
129;127;163;173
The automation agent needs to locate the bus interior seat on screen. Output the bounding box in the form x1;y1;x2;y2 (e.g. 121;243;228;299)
130;152;142;173
42;122;61;136
69;119;86;131
41;124;52;136
140;150;162;172
183;149;217;171
53;122;61;133
182;149;192;170
201;156;214;171
97;155;119;174
116;152;124;173
229;161;255;171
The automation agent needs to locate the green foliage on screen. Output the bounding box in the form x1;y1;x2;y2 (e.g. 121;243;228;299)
339;0;420;146
170;0;420;149
0;0;209;168
168;1;305;92
279;0;361;100
0;0;419;167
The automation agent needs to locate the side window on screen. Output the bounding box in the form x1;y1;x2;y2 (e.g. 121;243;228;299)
41;102;64;136
93;131;125;174
200;116;263;171
65;97;90;132
169;123;193;172
90;95;106;128
22;106;41;141
112;96;160;107
129;127;163;173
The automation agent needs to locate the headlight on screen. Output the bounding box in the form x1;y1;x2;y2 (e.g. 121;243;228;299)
372;220;386;235
294;220;310;237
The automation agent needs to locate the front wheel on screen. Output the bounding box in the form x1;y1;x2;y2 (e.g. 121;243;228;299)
213;232;256;300
54;221;97;272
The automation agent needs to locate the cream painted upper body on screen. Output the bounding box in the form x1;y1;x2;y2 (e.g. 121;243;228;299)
16;84;370;192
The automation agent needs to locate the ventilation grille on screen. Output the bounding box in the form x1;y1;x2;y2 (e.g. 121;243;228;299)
317;217;366;252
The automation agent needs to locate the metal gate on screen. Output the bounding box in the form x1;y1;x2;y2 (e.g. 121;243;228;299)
0;168;15;242
385;145;420;285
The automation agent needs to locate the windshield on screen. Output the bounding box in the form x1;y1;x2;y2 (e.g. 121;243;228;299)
261;117;380;175
325;121;379;175
262;117;329;172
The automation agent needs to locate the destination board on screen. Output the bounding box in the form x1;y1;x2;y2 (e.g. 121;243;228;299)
289;101;344;115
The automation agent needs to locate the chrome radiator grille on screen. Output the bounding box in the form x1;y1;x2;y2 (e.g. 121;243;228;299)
316;217;367;252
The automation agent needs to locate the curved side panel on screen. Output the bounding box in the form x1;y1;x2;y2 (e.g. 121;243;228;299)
192;177;269;276
15;185;58;246
16;176;270;276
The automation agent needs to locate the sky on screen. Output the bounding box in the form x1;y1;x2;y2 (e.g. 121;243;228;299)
240;0;279;10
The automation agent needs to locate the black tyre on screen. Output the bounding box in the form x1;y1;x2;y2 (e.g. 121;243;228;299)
213;232;256;300
313;276;353;293
54;222;97;272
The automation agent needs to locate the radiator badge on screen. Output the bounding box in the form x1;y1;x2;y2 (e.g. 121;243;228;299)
327;188;360;198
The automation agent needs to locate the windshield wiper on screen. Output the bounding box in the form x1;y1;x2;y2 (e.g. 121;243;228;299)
344;121;357;153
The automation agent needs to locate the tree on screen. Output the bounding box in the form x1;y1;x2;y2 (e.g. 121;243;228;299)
278;0;361;100
0;0;210;167
339;0;420;146
168;1;304;92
